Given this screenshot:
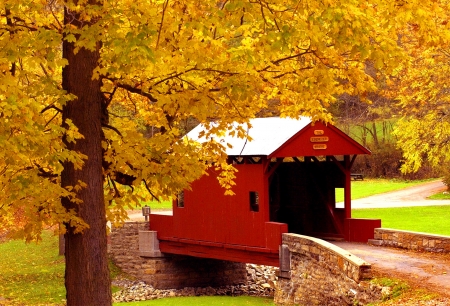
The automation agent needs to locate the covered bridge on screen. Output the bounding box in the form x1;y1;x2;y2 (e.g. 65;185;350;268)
150;117;380;266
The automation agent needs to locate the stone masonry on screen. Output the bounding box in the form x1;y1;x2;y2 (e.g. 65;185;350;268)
372;228;450;253
110;223;384;304
275;233;381;306
109;221;247;289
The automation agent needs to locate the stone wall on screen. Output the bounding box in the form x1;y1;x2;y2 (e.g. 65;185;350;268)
109;221;247;289
275;233;381;306
372;228;450;253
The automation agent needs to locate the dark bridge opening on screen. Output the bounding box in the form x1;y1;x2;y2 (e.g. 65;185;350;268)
269;159;346;239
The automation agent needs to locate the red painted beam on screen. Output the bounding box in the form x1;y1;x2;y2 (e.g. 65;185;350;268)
265;222;288;249
159;240;280;267
345;218;382;242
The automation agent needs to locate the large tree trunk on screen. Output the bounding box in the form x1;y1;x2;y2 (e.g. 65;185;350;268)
61;3;111;306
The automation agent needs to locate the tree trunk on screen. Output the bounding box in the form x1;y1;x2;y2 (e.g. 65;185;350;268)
61;3;111;306
371;121;379;148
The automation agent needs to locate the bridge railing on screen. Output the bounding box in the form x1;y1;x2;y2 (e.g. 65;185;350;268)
275;233;377;305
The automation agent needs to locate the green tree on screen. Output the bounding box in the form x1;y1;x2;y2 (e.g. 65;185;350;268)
0;0;442;305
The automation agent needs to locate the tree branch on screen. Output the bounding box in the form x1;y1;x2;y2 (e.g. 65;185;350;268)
107;175;121;198
272;67;313;79
41;104;63;114
102;123;123;137
48;0;63;30
108;79;158;102
0;165;8;176
103;86;117;108
156;0;169;50
45;112;59;128
196;68;238;76
113;172;136;189
143;179;160;202
258;50;313;72
150;67;197;88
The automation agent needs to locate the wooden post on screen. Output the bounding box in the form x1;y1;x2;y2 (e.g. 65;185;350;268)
344;155;351;219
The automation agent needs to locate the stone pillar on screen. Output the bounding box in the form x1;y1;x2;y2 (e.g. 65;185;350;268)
139;231;162;257
277;244;290;279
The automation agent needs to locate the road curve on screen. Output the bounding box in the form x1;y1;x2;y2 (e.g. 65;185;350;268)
349;180;450;209
334;241;450;298
334;179;450;300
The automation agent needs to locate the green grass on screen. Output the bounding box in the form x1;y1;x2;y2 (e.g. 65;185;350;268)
428;191;450;200
0;231;66;305
114;296;275;306
139;199;172;210
0;234;273;306
353;206;450;236
335;178;436;202
371;278;410;301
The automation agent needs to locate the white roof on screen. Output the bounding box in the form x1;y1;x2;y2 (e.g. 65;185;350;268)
186;117;311;156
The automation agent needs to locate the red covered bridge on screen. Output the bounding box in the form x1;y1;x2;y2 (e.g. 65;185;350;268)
150;117;380;267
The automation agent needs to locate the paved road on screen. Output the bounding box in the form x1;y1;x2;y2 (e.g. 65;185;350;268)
335;179;450;299
334;241;450;298
340;180;450;209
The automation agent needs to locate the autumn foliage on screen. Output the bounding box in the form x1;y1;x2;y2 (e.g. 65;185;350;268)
1;0;449;304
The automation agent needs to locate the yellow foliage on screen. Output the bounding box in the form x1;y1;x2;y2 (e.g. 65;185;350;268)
0;0;445;240
391;0;450;173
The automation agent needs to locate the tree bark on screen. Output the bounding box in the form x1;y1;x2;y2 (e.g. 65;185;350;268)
61;3;111;306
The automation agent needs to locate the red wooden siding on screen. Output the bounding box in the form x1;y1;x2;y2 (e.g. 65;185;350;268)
150;214;173;239
149;118;377;266
172;164;268;248
270;121;370;158
265;222;288;250
345;218;382;242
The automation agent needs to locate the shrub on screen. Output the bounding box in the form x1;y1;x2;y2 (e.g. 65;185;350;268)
352;142;440;179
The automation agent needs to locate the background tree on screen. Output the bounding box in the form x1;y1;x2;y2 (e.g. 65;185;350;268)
332;89;405;178
392;2;450;181
0;0;444;305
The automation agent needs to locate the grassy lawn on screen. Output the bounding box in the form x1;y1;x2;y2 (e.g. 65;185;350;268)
0;231;66;305
428;191;450;200
353;206;450;236
344;178;450;236
139;199;172;210
114;296;275;306
0;234;273;306
335;178;437;202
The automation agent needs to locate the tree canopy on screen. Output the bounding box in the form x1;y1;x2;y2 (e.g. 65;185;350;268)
1;0;445;304
393;3;450;173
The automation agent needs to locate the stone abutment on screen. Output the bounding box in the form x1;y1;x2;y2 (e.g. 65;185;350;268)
109;222;246;289
274;233;381;305
371;228;450;253
109;223;382;305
